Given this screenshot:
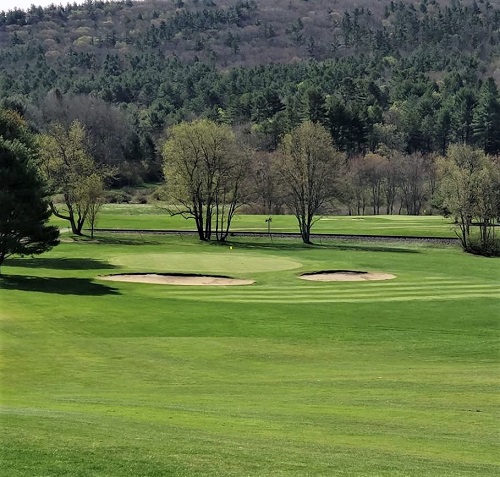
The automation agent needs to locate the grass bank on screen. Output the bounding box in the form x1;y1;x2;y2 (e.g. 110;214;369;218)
1;233;498;476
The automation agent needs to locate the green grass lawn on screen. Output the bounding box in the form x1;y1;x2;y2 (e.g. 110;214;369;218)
1;230;499;476
52;203;457;238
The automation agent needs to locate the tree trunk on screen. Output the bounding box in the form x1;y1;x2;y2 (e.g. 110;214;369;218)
300;227;312;244
298;213;313;244
0;250;5;273
50;201;83;235
193;206;206;241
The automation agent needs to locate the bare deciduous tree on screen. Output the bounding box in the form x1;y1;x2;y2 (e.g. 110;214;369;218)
162;119;248;241
278;121;344;244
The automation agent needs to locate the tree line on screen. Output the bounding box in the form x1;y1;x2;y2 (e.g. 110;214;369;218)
1;109;499;271
2;68;499;189
160;118;500;252
2;2;500;261
2;1;500;187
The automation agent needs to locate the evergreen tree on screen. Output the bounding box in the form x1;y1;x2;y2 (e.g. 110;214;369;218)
0;110;59;272
472;78;500;154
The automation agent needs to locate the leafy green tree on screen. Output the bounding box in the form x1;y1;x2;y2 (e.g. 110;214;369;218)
0;110;59;272
38;121;109;236
278;121;344;244
162;119;247;241
80;173;106;239
438;144;500;253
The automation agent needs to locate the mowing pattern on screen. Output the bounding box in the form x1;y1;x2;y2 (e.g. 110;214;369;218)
160;278;500;304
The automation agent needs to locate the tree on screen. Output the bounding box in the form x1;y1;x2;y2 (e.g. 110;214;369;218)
39;92;147;185
472;79;500;154
383;150;402;215
398;152;431;215
247;150;284;214
453;86;476;144
38;121;109;236
438;144;500;253
162;119;247;241
278;121;344;244
80;173;106;239
0;109;59;272
361;153;388;215
339;155;369;216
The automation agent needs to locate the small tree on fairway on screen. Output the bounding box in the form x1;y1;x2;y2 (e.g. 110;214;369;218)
38;121;110;236
162;119;247;241
0;111;59;272
80;173;106;239
278;121;344;244
438;144;500;254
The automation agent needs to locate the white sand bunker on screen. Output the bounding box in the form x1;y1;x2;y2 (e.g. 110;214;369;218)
299;270;396;281
99;273;255;286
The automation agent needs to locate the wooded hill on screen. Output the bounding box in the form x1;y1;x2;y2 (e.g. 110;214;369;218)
2;0;500;68
1;0;500;186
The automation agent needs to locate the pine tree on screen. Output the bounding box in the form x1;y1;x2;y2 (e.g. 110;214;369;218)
472;78;500;154
0;110;59;272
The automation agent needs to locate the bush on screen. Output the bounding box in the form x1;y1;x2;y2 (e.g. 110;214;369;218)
465;235;500;257
130;189;150;204
106;189;133;204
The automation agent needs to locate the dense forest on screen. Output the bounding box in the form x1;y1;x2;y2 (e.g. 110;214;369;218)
1;0;500;221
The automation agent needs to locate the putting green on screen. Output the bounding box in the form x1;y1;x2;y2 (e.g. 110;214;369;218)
110;251;302;274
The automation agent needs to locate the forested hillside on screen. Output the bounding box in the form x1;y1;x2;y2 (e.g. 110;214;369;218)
1;0;500;191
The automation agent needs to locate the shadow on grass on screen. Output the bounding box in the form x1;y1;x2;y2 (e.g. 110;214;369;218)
227;240;420;254
214;240;309;251
0;275;120;296
5;257;117;270
325;243;420;253
93;235;162;246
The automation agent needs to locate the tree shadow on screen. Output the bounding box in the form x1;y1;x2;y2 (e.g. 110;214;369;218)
322;243;421;254
93;236;162;246
228;240;420;254
224;240;314;251
0;275;120;296
5;257;118;270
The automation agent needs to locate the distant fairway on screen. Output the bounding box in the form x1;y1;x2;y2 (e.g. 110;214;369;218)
51;203;457;237
1;226;499;476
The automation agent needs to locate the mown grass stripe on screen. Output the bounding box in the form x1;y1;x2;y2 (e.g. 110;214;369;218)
221;281;473;290
219;293;500;304
164;290;500;303
147;282;487;291
159;284;499;298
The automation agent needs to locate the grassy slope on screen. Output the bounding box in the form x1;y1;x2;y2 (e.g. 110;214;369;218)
1;231;498;476
53;204;457;238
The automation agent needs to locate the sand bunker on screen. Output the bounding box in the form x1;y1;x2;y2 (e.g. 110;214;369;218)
299;270;396;281
99;273;255;286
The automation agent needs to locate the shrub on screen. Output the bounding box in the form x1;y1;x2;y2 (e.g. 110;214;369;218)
106;189;133;204
465;235;500;257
